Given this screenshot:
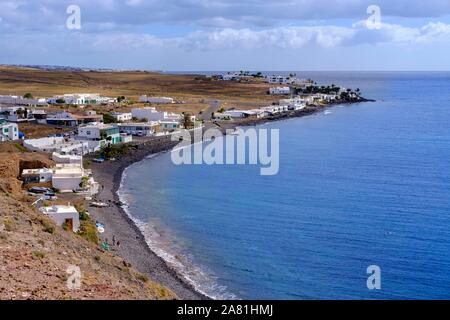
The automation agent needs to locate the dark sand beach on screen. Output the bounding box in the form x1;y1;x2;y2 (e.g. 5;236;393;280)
87;135;207;299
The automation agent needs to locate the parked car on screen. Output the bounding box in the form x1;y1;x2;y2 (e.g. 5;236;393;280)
28;187;50;194
44;193;57;200
93;158;105;163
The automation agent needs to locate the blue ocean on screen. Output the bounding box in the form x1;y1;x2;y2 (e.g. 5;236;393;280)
119;72;450;299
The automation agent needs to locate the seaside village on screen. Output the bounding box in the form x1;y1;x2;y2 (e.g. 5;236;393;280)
0;73;362;237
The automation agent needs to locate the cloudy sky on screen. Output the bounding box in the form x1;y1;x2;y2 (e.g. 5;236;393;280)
1;0;450;70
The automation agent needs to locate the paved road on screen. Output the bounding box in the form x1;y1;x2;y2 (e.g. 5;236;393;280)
198;99;221;122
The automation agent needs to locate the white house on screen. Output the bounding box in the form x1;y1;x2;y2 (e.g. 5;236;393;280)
0;120;19;141
24;137;90;155
269;87;291;95
222;110;248;118
21;168;53;184
260;105;289;115
0;106;35;122
0;95;47;106
77;124;122;145
52;164;85;192
110;112;132;122
159;120;180;132
40;205;80;232
31;109;47;124
222;72;241;81
312;93;338;102
265;75;311;86
139;96;174;104
118;122;159;136
52;152;83;166
131;107;182;122
222;109;267;119
132;107;164;121
46;112;78;127
279;97;308;110
48;94;116;105
265;75;291;84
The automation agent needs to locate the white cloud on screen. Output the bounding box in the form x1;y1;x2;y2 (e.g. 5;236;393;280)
176;22;450;50
1;0;450;32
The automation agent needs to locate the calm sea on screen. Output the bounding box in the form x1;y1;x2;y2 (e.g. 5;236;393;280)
119;72;450;299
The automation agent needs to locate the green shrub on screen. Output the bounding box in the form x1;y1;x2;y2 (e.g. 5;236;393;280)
79;210;89;221
33;251;45;259
43;223;55;234
136;274;149;283
77;219;98;244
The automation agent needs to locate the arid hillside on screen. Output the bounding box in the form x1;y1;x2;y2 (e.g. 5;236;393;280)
0;144;175;300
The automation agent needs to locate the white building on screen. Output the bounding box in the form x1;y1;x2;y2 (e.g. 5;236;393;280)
138;96;174;104
266;75;311;86
24;137;90;155
222;110;248;118
131;107;182;122
159;120;180;131
222;72;241;81
120;133;133;143
22;163;87;193
31;109;47;124
260;105;289;115
0;120;19;141
312;93;338;102
0;95;47;106
0;106;35;122
40;205;80;232
269;87;291;95
52;164;85;192
77;124;122;145
52;152;83;166
46;111;78;127
118;122;159;136
48;94;116;105
110;112;132;122
223;109;267;119
265;75;291;84
21;168;53;184
279;97;308;110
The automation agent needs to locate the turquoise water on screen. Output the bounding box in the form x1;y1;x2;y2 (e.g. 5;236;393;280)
119;72;450;299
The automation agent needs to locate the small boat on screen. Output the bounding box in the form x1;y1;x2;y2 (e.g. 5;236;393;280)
324;110;332;115
90;202;109;208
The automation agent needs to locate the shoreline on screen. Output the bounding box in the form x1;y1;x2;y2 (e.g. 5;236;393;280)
86;99;371;300
87;136;208;300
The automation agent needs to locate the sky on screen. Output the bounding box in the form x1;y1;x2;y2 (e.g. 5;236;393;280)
1;0;450;71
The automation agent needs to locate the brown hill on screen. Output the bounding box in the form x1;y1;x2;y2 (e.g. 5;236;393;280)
0;145;175;300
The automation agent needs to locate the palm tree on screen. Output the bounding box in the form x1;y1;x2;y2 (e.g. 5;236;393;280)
182;113;194;129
